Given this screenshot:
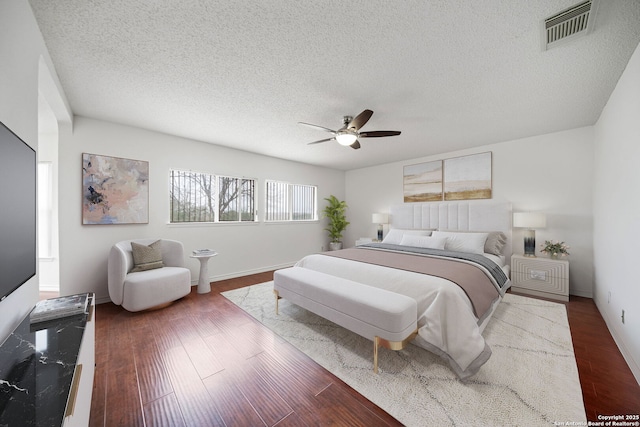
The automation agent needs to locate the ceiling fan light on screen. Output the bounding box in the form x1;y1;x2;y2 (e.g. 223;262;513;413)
336;132;358;146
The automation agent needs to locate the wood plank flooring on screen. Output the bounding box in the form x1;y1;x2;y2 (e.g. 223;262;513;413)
87;272;639;426
566;296;640;419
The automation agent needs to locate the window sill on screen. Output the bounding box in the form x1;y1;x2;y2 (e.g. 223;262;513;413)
264;220;320;225
167;221;260;227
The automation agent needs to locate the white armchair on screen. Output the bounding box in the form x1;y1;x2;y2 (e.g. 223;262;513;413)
108;238;191;311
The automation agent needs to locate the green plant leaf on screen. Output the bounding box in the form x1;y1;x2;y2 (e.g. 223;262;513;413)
322;195;350;242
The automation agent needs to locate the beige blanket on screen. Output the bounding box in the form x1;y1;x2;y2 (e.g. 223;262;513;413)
323;247;499;320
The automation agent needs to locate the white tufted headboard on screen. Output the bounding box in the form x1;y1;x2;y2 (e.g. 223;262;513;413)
389;200;513;260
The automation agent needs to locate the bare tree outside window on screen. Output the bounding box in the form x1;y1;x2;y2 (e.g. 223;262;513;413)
219;176;256;221
170;170;256;223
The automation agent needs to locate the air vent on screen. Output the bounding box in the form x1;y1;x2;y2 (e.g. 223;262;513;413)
542;0;598;50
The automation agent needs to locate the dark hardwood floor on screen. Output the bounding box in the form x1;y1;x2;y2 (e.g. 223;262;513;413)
86;272;639;426
566;296;640;419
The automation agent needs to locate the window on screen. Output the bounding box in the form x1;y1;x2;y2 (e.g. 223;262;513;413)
170;170;256;223
265;180;317;222
218;176;256;222
38;162;53;258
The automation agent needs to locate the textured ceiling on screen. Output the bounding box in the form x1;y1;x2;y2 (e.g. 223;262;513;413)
28;0;640;170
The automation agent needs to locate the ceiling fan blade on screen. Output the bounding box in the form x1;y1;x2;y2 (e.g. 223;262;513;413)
307;137;336;145
359;130;401;138
350;140;361;149
298;122;336;134
347;109;374;131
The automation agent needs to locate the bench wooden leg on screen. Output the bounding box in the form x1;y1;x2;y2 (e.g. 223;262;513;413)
273;290;281;315
374;337;380;374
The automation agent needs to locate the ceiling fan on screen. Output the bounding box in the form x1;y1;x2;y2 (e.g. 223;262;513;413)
299;109;401;150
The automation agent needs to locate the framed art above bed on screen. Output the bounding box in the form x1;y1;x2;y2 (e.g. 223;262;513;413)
443;152;492;201
403;152;492;202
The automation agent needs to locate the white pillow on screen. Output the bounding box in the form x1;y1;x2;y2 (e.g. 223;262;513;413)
382;228;432;245
439;229;507;255
399;234;447;250
431;231;489;254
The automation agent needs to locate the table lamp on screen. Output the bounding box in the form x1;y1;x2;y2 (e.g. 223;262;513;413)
513;212;546;257
372;213;389;241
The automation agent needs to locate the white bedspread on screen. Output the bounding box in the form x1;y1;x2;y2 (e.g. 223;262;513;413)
294;252;498;378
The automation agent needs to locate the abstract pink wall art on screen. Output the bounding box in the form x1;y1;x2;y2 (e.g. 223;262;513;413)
82;153;149;224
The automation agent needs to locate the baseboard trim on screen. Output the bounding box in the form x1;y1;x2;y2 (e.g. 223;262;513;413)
98;263;295;306
595;297;640;385
207;262;295;283
95;295;113;305
39;284;60;293
570;289;593;298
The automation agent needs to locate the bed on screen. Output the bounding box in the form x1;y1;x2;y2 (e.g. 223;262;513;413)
294;200;512;379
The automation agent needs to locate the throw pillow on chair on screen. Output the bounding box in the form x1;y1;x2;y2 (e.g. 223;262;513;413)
130;240;164;272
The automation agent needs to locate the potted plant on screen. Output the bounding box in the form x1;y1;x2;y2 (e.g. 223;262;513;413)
322;195;350;250
540;240;570;259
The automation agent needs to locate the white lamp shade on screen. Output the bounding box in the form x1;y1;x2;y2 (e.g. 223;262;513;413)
372;213;389;224
513;212;546;229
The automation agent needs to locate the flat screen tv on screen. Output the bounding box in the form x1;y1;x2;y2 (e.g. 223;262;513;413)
0;121;36;301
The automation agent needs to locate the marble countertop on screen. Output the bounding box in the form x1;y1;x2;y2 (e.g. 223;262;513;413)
0;299;91;426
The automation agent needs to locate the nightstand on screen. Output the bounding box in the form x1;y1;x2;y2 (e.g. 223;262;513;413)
510;254;569;302
356;238;375;246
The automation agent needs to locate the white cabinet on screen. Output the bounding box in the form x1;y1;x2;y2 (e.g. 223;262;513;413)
511;255;569;302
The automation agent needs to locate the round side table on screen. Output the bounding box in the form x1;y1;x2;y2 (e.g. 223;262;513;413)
190;252;218;294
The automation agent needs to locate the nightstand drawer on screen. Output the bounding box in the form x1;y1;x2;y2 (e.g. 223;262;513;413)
511;255;569;301
512;257;568;279
512;270;568;295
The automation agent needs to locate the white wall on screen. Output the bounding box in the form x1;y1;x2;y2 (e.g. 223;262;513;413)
58;116;345;303
593;41;640;382
345;127;595;298
0;0;71;342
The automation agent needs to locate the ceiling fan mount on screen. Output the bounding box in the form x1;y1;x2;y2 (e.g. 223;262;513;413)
299;109;401;150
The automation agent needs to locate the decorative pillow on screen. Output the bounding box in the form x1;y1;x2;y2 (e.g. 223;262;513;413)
437;230;507;255
484;231;508;256
431;231;489;254
399;234;447;250
382;229;433;245
130;240;164;272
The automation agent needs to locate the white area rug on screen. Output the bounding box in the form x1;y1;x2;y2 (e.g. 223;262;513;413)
222;282;586;426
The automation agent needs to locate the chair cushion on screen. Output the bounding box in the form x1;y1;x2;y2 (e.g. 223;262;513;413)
123;267;191;311
131;240;164;272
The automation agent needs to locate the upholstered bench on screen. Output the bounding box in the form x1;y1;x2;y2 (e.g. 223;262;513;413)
273;266;418;373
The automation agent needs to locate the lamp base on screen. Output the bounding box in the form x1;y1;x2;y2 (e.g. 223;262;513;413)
523;229;536;257
377;226;383;241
